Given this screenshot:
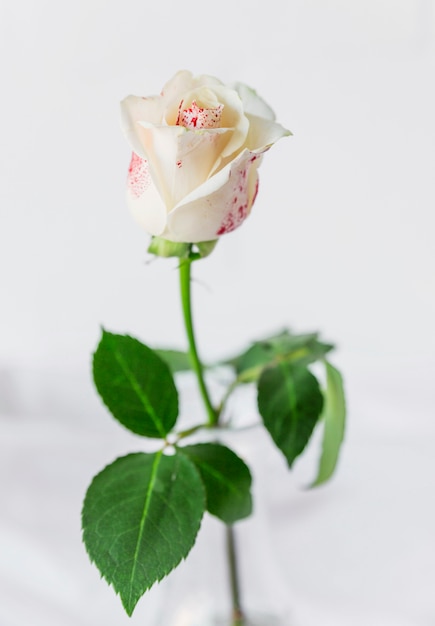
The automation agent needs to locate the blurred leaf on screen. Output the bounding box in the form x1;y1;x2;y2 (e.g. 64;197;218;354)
310;361;346;487
181;443;252;524
264;329;320;353
155;349;192;374
93;330;178;438
82;451;205;616
225;329;333;382
258;362;324;467
231;342;276;380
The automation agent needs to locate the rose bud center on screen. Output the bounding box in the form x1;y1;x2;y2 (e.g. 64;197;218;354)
176;89;224;130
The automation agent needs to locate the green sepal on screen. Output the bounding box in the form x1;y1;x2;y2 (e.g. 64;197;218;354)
82;451;206;616
180;443;253;524
148;237;190;258
258;362;324;467
147;237;218;259
93;330;178;438
194;239;218;258
310;361;346;487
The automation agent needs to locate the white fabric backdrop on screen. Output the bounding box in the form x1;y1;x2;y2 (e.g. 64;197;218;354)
1;0;434;624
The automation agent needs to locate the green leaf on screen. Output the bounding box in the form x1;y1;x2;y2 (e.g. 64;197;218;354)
225;329;334;382
82;451;205;616
181;443;252;524
231;342;276;380
154;349;192;374
258;363;324;467
310;361;346;487
93;331;178;438
261;329;320;354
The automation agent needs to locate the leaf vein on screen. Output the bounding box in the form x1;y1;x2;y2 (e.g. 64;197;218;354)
113;349;166;438
127;451;163;606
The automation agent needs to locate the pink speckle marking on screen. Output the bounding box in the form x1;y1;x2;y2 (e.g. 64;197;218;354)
176;159;182;168
178;100;223;129
127;152;150;198
217;201;248;235
216;161;260;236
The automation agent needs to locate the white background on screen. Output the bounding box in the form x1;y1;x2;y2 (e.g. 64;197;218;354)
0;1;434;624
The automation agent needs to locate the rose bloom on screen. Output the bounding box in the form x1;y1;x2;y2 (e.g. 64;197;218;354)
121;70;290;243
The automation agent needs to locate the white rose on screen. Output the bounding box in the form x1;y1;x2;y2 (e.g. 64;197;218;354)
121;70;290;243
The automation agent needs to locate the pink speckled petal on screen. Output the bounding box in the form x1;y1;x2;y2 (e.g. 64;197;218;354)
120;95;164;158
165;149;262;242
126;153;167;236
136;123;232;209
164;84;249;157
179;101;224;129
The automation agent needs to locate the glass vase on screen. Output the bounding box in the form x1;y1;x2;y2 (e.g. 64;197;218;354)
153;423;293;626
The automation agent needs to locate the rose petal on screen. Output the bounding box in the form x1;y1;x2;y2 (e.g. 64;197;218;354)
164;84;249;158
160;70;223;103
244;113;291;152
234;83;277;121
136;123;232;208
179;100;224;129
164;149;262;242
207;85;249;158
120;95;164;158
126;153;167;236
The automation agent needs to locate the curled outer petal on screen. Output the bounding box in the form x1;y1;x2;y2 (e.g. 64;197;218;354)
164;149;264;243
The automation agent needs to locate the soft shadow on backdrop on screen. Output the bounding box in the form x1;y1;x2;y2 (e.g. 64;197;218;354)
1;1;434;625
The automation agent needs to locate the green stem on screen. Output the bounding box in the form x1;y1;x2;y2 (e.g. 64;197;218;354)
179;255;245;623
227;525;245;626
179;257;217;427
